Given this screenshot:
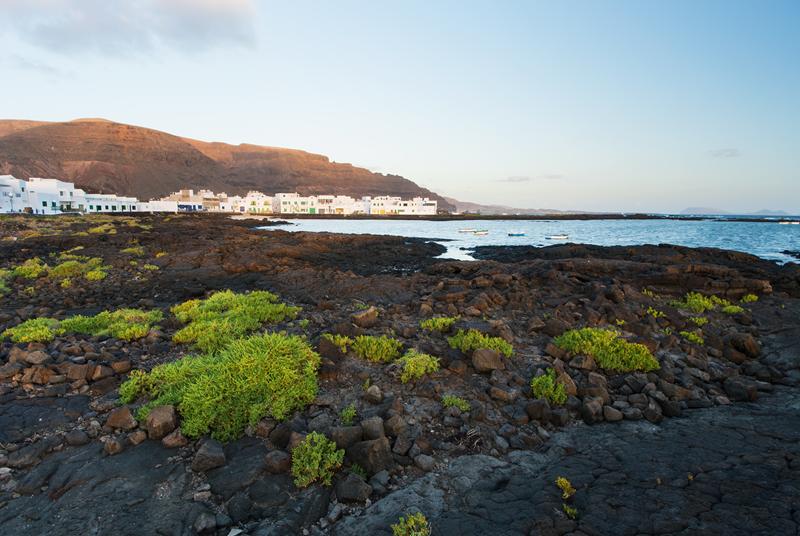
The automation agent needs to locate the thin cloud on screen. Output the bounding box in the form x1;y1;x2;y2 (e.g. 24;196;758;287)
709;148;741;158
0;0;256;57
497;174;565;183
9;54;69;77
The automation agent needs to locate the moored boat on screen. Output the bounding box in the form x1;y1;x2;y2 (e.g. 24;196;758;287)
473;230;489;236
545;234;569;240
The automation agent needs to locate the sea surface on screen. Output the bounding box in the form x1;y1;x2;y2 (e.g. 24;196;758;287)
260;218;800;263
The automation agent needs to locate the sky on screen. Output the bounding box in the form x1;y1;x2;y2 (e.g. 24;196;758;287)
1;0;798;213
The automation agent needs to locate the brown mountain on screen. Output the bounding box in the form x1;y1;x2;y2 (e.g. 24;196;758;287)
0;118;452;209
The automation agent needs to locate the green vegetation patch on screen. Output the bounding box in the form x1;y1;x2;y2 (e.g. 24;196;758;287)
721;304;744;314
119;332;320;441
13;255;110;283
447;329;513;357
49;257;108;281
85;269;108;281
121;246;145;256
87;223;116;234
442;394;470;412
679;330;705;345
740;293;758;303
531;368;567;405
391;512;431;536
291;431;344;488
554;327;659;372
646;306;665;319
352;334;403;363
171;290;301;353
60;309;162;341
2;317;61;343
13;258;48;279
671;291;743;314
340;403;357;425
419;316;459;332
397;350;440;383
0;268;10;295
321;333;353;353
689;316;708;326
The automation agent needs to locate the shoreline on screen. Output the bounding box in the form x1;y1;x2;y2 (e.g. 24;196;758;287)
258;212;800;223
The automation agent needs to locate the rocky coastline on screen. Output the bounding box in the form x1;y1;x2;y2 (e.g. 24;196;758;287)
0;213;798;535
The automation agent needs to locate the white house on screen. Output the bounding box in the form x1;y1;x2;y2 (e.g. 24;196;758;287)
139;200;179;212
0;175;29;213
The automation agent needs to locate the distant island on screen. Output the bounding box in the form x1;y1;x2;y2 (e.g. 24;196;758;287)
680;207;791;216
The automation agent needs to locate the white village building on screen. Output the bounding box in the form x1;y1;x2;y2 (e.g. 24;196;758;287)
0;175;439;216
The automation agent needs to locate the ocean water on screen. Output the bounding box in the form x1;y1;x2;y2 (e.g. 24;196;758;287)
260;218;800;263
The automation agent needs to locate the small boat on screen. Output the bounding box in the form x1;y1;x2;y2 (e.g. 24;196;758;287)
545;234;569;240
507;232;526;237
473;230;489;236
778;221;800;225
458;228;477;233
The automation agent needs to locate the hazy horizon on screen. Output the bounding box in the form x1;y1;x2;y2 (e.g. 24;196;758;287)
1;1;798;213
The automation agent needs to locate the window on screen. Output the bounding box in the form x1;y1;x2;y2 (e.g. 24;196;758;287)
89;205;94;210
51;201;56;208
42;201;47;207
59;191;64;196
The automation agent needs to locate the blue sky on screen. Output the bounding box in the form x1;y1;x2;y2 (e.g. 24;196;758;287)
1;0;798;213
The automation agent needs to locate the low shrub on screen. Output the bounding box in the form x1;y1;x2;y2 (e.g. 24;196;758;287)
85;269;108;281
352;334;403;362
48;257;108;282
87;223;116;234
646;306;665;319
562;504;578;520
555;476;576;499
554;328;659;372
689;316;708;326
740;293;758;303
721;304;744;314
397;350;439;383
340;403;357;425
442;394;470;412
350;463;367;479
291;431;344;488
321;333;352;353
60;308;162;340
2;317;61;343
171;290;301;353
531;369;567;405
679;330;705;345
419;316;459;332
142;264;159;271
391;512;431;536
119;332;321;441
0;268;11;295
121;246;145;256
13;258;48;279
671;291;741;314
447;329;513;357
